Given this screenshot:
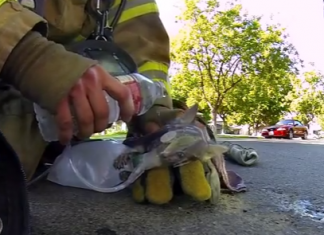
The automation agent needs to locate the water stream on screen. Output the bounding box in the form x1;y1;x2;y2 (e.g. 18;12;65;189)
280;199;324;222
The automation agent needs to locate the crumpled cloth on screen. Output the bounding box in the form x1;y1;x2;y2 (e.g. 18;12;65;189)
221;141;259;166
215;141;259;193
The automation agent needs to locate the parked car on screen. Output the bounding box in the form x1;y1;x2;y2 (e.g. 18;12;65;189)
261;119;308;139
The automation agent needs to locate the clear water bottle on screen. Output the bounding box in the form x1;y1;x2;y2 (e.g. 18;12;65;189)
34;73;167;142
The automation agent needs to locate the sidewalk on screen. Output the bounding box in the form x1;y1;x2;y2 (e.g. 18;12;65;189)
91;133;264;140
215;134;263;139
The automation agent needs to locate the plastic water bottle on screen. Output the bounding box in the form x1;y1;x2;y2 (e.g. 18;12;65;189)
34;73;167;142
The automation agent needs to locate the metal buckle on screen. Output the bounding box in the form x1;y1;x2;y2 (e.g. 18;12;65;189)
94;0;112;41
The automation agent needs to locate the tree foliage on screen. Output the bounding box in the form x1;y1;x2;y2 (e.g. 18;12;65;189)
289;71;324;125
317;115;324;130
225;74;293;130
171;0;301;127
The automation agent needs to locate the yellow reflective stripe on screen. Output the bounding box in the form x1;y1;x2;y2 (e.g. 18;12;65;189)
0;0;8;6
0;0;16;5
138;61;168;74
110;0;158;16
138;62;171;95
140;70;167;81
118;3;158;24
112;0;122;8
153;78;171;96
109;1;159;25
74;34;86;42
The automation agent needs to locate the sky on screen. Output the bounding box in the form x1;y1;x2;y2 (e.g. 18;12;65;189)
156;0;324;72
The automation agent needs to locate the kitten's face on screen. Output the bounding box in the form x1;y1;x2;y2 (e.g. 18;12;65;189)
159;132;228;166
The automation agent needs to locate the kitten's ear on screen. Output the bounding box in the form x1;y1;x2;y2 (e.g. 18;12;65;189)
177;104;199;124
201;144;229;161
207;145;229;154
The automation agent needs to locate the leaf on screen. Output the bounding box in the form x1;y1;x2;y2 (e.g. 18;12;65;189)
170;0;301;127
289;71;324;124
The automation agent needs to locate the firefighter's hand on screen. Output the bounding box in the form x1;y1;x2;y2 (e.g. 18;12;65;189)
55;65;134;144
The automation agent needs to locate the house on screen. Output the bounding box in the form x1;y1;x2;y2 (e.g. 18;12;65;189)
208;115;225;134
308;119;322;134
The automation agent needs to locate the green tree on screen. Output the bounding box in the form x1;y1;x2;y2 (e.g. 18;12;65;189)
317;115;324;130
171;0;300;127
225;73;293;133
289;71;324;125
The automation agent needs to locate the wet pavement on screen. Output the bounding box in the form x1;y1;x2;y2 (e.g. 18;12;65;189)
30;139;324;235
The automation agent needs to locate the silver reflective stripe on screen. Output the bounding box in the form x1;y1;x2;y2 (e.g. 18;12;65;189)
139;70;168;81
20;0;45;16
19;0;35;8
0;217;2;234
34;0;45;16
108;0;156;23
140;70;171;94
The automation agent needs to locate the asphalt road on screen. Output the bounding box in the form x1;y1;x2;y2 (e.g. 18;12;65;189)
29;138;324;235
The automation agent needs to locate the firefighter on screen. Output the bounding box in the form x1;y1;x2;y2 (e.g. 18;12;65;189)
0;0;214;205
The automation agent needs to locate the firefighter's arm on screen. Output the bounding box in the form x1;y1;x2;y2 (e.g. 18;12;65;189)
112;0;172;109
0;1;96;113
0;0;47;71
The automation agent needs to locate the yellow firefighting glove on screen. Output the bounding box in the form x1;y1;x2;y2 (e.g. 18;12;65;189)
127;105;221;205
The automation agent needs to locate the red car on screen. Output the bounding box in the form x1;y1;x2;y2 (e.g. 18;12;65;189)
261;119;308;139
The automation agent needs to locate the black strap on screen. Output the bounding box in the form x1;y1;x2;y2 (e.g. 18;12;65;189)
88;0;127;40
101;0;127;40
87;0;125;29
20;0;126;40
110;0;126;29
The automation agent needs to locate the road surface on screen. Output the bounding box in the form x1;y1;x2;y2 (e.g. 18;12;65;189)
30;138;324;235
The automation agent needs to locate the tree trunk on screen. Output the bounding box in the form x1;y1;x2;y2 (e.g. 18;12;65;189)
211;109;218;134
220;113;228;134
222;119;228;134
248;125;251;135
255;123;260;135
